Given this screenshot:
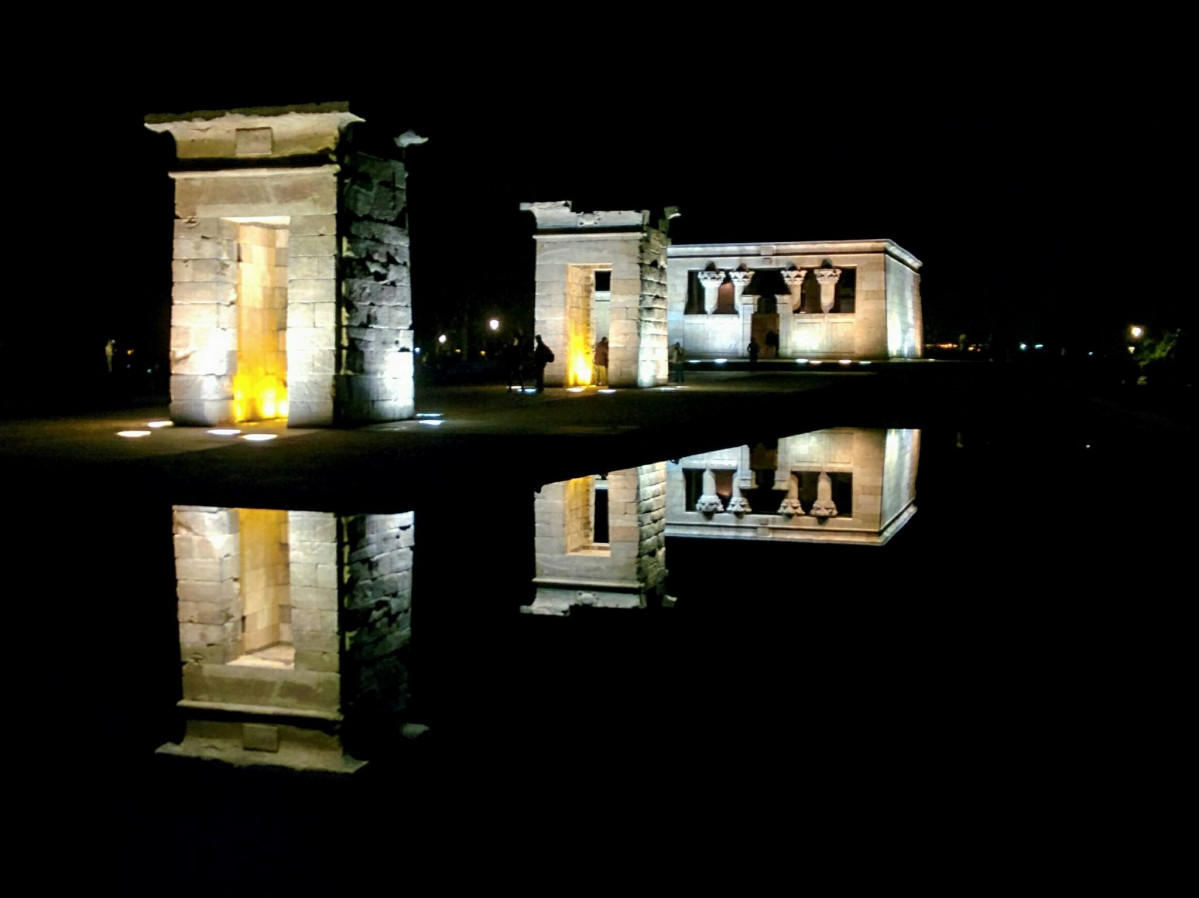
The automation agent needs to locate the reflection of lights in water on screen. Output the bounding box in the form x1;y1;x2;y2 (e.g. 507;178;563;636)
859;360;872;365
418;420;443;426
808;360;823;366
1034;343;1044;350
147;420;173;428
416;412;443;418
523;387;538;394
208;429;241;436
242;434;277;442
117;430;151;438
795;358;808;364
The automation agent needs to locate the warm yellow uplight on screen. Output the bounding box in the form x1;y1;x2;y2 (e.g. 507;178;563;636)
567;333;592;387
232;372;288;424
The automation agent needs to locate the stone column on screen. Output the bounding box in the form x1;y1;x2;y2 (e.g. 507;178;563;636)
695;469;724;513
814;268;842;313
778;473;805;517
726;479;751;515
697;270;725;315
781;269;807;312
810;471;839;519
730;270;755;353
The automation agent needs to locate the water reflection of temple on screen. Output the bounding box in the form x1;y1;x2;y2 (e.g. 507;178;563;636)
160;507;414;772
527;463;668;615
666;428;919;545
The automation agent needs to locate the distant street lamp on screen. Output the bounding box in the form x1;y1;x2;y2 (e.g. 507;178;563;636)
488;318;500;331
438;333;447;344
1129;325;1144;339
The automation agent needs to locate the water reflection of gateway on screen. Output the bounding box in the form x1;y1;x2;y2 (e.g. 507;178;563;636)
527;464;668;615
666;428;919;546
160;507;414;772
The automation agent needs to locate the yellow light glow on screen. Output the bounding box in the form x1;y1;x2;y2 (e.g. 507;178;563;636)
567;334;592;387
117;430;151;438
232;372;288;424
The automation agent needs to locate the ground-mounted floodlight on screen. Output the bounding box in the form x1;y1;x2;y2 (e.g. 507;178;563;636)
117;430;151;438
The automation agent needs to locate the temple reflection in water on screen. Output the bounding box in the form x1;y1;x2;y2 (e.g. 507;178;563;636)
668;428;920;546
160;508;414;772
527;427;919;614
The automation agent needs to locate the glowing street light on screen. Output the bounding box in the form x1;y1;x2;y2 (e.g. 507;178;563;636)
1130;325;1144;339
488;318;500;331
438;334;447;344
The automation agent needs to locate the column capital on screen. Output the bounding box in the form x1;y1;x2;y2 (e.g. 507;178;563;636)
781;269;807;288
813;268;842;286
728;270;754;288
696;270;726;286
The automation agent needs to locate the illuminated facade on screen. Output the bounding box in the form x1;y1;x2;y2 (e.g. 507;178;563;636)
522;201;670;388
667;241;923;360
666;428;920;545
147;103;417;426
161;506;414;771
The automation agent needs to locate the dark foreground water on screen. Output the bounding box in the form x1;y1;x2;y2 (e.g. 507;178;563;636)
31;392;1193;886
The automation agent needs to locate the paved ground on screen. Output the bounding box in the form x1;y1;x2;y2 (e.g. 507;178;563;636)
4;368;940;509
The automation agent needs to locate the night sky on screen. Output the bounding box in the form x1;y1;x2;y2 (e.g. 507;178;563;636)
19;43;1185;401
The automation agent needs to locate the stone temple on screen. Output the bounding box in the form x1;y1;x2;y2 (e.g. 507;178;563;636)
526;201;923;385
147;103;417;427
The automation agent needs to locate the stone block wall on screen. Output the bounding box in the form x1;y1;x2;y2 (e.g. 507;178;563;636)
524;202;669;388
880;429;920;529
666;241;921;360
288;511;339;674
885;255;923;358
239;508;290;654
151;106;415;427
340;512;415;732
637;227;669;387
335;126;415;422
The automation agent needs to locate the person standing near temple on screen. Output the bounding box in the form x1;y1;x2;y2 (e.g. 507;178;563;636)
533;334;555;393
592;336;609;386
670;341;685;383
105;338;115;374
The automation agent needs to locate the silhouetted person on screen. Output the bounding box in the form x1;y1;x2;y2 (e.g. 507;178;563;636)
765;329;778;359
502;336;524;391
670;341;685;383
533;334;554;393
105;338;115;374
747;337;760;369
593;336;609;386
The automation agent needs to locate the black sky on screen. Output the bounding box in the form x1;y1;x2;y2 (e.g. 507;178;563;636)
18;34;1187;397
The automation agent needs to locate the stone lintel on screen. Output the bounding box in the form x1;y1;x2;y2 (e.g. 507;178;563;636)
169;164;341;181
522;200;648;231
668;240;923;270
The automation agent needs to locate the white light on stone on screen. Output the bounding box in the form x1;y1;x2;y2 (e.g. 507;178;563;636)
859;360;872;365
242;434;277;442
208;429;242;436
147;420;173;428
418;420;443;426
117;430;151;438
